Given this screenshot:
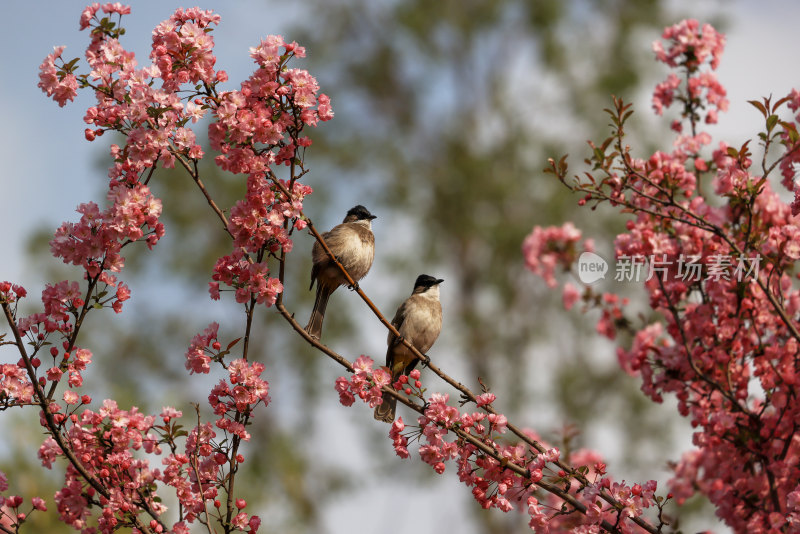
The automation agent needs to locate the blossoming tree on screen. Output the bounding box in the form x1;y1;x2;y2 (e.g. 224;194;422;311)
526;19;800;532
1;4;798;533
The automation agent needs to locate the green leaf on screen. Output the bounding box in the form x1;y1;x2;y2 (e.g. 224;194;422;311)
781;121;800;144
766;114;779;131
64;58;81;71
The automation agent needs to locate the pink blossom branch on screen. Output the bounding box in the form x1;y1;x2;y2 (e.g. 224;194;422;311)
1;302;160;534
272;301;639;534
43;272;100;402
188;405;217;534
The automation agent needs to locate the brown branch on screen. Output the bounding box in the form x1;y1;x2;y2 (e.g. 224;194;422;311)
172;148;231;233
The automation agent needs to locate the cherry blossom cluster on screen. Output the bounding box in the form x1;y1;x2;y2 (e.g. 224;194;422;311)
652;19;725;70
32;383;265;534
8;279;125;396
0;470;47;532
207;31;330;301
37;45;78;108
420;394;662;531
184;322;222;375
210;176;313;305
79;4;215;176
651;19;728;125
209;358;270;440
0;282;26;304
521;222;593;288
334;356;390;407
39;2;332;312
209;249;284;306
0;361;33;407
37;399;164;532
336;359;663;531
159;360;267;532
209;34;332;174
50;186;164;277
529;19;800;531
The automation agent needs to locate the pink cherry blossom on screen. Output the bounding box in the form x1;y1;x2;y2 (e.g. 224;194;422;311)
522;222;588;288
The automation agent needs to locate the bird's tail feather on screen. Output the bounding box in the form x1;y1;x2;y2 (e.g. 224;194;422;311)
305;284;332;339
374;396;396;423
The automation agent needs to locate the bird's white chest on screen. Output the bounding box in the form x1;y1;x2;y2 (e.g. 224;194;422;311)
399;293;442;352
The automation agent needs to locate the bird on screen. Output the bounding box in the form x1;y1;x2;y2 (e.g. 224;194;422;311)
374;274;443;423
305;205;377;340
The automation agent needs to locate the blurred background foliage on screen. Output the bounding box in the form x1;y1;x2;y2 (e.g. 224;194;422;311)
10;1;729;532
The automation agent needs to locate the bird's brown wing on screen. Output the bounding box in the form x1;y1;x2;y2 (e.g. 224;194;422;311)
386;300;407;348
386;298;422;379
309;229;333;290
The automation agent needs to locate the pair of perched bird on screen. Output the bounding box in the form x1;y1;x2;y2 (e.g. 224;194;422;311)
304;205;442;423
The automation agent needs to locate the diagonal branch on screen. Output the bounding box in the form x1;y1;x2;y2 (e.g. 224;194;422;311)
274;301;634;534
264;177;659;533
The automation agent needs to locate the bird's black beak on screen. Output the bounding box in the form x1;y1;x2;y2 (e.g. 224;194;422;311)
436;278;444;284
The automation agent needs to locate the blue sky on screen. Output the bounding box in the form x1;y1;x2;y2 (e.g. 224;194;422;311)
3;1;798;288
